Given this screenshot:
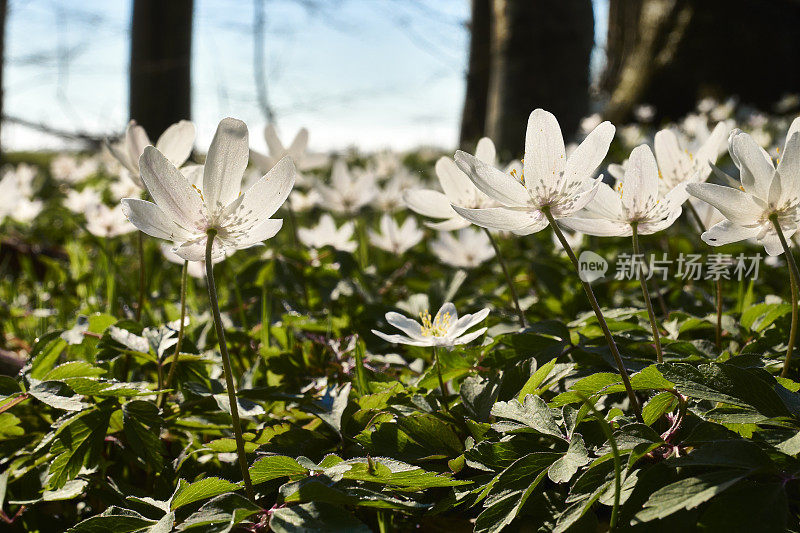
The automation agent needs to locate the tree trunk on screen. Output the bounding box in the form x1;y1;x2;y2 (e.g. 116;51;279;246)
602;0;800;123
485;0;594;159
0;0;7;160
129;0;193;139
459;0;492;152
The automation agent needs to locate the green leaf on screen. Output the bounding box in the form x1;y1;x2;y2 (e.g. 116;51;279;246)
491;395;563;438
178;493;261;530
642;391;677;426
48;407;113;489
29;331;67;380
249;455;307;484
270;502;370;533
170;477;241;511
548;435;590;483
517;356;557;401
29;380;86;411
122;400;165;470
66;507;155;532
339;457;470;489
45;362;106;381
352;337;369;396
635;471;747;522
658;362;790;418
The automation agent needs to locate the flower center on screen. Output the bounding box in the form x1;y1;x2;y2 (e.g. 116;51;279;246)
419;310;452;337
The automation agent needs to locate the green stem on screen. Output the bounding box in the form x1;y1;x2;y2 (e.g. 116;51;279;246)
770;216;799;378
631;223;664;363
484;228;527;328
432;346;449;412
716;278;723;351
686;202;724;350
260;283;271;349
205;230;255;501
104;240;115;315
136;232;146;322
544;208;643;422
579;394;621;530
159;260;188;407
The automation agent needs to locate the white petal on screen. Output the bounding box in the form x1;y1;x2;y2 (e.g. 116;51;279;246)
203;117;249;211
524;109;566;189
404;189;456;219
622;145;659;215
126;121;151;172
139;146;205;230
701;220;760;247
264;124;285;156
693;122;730;181
654;128;689;186
450;308;489;337
510;217;549;235
435;157;479;205
385;312;425;340
233;218;283;248
686;183;764;226
372;330;430;347
776;132;800;206
563;121;615;183
730;130;775;198
436;302;458;324
174;236;226;262
475;137;496;165
250;149;273;173
288;128;309;158
761;232;787;256
454;151;529;207
560;216;629;237
120;198;196;241
155;120;195;167
426;217;471;231
452;327;487;346
234;156;296;225
451;205;540;231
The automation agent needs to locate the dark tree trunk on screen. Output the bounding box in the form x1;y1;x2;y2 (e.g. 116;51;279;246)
129;0;193;139
0;0;7;160
602;0;800;123
459;0;492;152
485;0;594;158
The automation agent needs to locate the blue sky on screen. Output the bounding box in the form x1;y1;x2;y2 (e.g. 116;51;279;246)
5;0;607;152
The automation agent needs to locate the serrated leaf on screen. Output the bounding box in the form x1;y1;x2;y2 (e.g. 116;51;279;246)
270;502;370;533
491;395;563;438
249;455;307;484
170;477;240;510
635;471;746;522
548;435;590;483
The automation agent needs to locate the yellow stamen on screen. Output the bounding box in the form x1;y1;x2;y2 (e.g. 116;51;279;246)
192;184;205;203
419;310;451;337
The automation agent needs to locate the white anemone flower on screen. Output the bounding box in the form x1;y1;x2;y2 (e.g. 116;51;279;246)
563;145;687;237
86;204;135;238
430;227;495;269
121;117;295;261
404;137;518;231
298;213;357;253
316;160;377;214
368;214;424;254
108;119;196;188
372;302;489;348
611;122;729;194
375;168;420;213
0;171;42;224
250;124;328;179
687;121;800;256
451;109;615;235
64;187;103;213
